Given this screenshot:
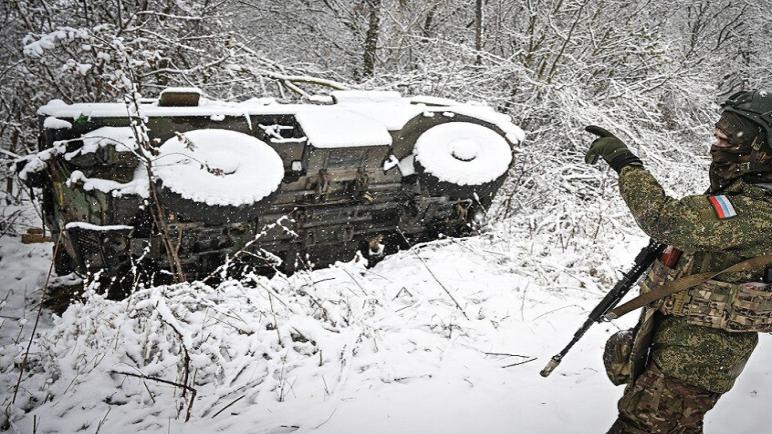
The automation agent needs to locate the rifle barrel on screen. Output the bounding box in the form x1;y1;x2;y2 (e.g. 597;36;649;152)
540;240;665;378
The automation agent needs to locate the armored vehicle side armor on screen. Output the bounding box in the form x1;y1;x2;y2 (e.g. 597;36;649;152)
20;89;524;282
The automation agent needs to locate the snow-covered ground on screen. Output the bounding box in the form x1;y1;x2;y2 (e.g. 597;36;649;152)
1;217;770;433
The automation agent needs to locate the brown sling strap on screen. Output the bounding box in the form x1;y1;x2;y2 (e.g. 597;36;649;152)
605;254;772;320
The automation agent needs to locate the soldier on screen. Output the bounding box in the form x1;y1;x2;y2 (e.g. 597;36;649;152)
584;89;772;434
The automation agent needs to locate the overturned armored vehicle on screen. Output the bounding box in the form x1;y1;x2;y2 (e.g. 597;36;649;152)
21;89;524;283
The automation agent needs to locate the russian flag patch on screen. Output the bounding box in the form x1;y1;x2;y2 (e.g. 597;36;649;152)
707;195;737;219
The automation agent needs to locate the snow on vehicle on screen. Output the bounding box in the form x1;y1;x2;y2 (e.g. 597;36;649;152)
19;88;524;283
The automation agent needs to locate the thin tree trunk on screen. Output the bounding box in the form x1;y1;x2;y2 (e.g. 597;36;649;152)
423;3;438;38
475;0;484;65
6;130;18;204
363;0;381;77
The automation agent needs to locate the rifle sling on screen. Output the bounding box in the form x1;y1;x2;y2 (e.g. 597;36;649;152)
606;254;772;320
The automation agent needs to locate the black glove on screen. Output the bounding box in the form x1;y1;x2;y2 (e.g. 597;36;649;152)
584;125;642;173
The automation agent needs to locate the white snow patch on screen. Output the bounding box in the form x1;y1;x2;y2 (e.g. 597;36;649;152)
383;154;400;171
75;63;92;75
243;112;253;130
23;27;89;57
17;157;47;181
334;100;424;131
154;129;284;206
0;236;55;395
17;143;66;180
331;90;402;104
67;166;150;198
36;99;68;115
308;94;334;104
259;123;307;144
64;126;138;160
37;98;289;119
452;105;526;145
160;87;202;95
398;154;416;176
410;95;457;106
233;96;276;106
43;117;72;130
296;108;392;148
64;222;134;231
415;122;513;185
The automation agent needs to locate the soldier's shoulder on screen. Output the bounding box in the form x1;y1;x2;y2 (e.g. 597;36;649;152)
676;192;765;222
696;190;772;222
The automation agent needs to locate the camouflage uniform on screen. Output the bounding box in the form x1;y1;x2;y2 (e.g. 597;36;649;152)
607;165;772;434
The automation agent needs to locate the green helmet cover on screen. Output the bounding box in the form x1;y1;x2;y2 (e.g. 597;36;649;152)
721;89;772;149
710;89;772;191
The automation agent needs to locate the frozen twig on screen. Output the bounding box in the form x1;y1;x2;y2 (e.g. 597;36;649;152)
94;407;111;434
483;352;534;358
340;268;368;297
268;292;282;346
412;251;469;320
158;317;192;401
502;357;538;368
532;304;584;320
109;371;197;422
392;287;413;300
210;395;244;419
520;284;529;321
278;358;287;402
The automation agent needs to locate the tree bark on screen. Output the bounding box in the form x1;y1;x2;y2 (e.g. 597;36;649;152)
475;0;483;65
6;130;17;203
362;0;381;77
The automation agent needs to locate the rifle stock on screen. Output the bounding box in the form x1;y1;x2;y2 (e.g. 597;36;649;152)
539;239;665;377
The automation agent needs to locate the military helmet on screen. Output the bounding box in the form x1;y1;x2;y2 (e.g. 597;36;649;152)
710;89;772;191
720;89;772;150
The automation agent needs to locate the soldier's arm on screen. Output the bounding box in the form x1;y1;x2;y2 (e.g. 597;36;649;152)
617;165;763;252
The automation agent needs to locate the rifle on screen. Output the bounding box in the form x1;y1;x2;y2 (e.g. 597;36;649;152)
539;239;666;377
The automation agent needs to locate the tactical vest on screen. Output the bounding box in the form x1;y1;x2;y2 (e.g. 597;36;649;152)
641;254;772;333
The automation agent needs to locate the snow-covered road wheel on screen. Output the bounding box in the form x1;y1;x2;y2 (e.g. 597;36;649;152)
414;122;513;205
154;129;284;225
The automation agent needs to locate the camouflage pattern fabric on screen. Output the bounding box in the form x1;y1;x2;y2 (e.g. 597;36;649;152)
661;278;772;332
618;166;772;258
605;165;772;433
603;328;634;385
608;363;721;434
619;166;772;333
650;315;757;393
620;256;695;384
